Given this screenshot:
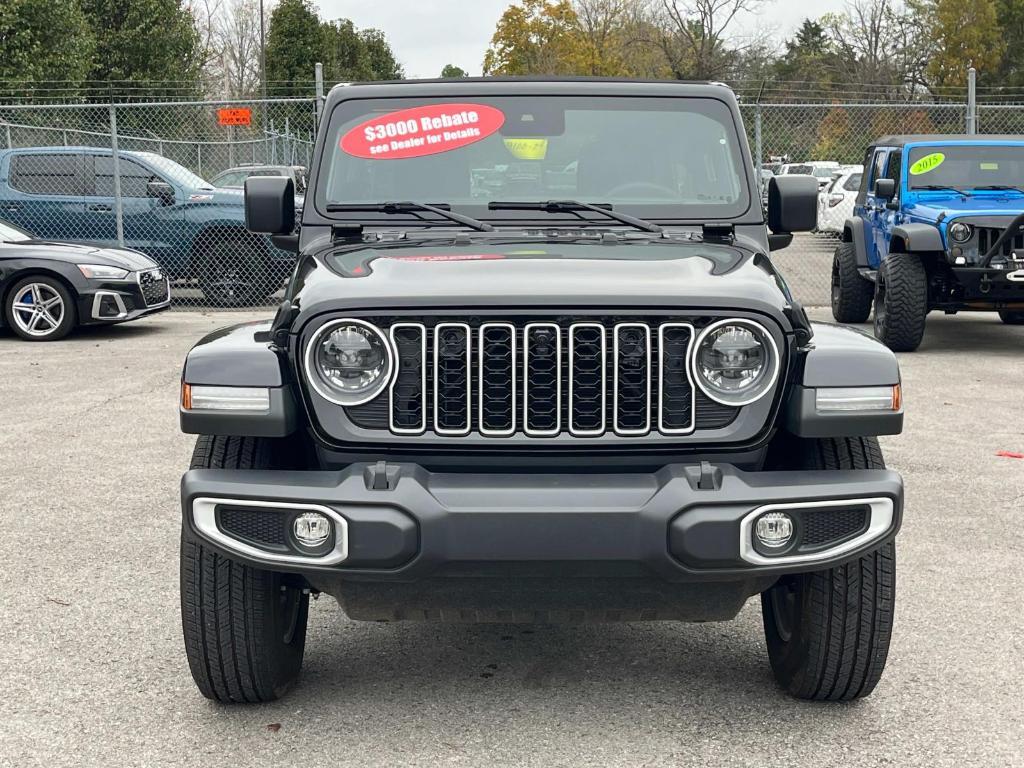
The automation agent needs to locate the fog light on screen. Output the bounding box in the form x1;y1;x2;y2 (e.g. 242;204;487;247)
755;512;794;549
292;512;331;548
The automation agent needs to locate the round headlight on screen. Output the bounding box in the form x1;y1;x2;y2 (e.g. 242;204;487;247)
305;319;393;405
693;319;779;406
948;221;972;243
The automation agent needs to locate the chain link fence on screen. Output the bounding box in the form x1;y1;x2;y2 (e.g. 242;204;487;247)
0;98;316;308
0;95;1020;309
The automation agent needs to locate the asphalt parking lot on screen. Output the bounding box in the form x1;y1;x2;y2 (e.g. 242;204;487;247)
2;305;1023;767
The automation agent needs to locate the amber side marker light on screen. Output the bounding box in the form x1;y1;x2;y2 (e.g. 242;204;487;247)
181;383;271;412
815;384;902;412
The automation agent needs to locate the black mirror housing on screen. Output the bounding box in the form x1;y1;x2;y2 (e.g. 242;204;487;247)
874;178;896;201
245;176;295;235
146;181;175;206
767;175;818;234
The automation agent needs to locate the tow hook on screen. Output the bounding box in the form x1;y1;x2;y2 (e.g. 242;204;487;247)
980;275;992;294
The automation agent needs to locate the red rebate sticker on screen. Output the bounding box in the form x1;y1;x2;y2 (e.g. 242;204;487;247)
340;103;504;160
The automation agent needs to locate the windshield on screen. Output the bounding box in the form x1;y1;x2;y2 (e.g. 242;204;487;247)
0;219;31;241
907;144;1024;190
319;95;750;221
135;152;213;190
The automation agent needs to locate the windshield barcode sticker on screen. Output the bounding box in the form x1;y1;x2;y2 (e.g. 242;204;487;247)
340;103;505;160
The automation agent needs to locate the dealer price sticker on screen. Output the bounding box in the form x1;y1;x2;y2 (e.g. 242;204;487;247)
340;103;505;160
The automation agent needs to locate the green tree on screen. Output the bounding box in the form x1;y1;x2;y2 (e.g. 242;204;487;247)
359;28;404;80
0;0;94;90
994;0;1024;87
441;64;469;77
482;0;585;75
265;0;323;96
918;0;1004;89
80;0;202;96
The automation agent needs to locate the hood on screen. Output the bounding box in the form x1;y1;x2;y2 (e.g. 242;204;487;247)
907;194;1024;222
0;239;157;270
292;239;793;328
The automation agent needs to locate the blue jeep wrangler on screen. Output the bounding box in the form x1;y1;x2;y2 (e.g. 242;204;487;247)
0;146;295;306
832;135;1024;351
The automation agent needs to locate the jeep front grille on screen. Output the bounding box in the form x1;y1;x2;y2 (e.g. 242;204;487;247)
344;318;746;438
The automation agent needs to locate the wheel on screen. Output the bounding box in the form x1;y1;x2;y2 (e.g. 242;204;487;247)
3;276;76;341
873;254;928;351
181;435;309;703
830;241;874;323
761;436;896;701
198;237;276;308
998;310;1024;325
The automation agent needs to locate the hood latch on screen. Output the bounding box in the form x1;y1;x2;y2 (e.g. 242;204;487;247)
701;223;734;243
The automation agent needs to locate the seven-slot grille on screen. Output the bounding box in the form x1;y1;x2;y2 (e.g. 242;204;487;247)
380;320;717;438
138;269;170;306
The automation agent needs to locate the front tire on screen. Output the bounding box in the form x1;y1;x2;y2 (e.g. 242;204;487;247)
198;237;276;308
873;254;928;351
4;276;77;341
998;309;1024;325
181;435;309;703
831;241;874;323
761;436;896;701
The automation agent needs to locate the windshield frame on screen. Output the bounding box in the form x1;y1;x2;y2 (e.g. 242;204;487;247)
906;141;1024;192
311;91;756;227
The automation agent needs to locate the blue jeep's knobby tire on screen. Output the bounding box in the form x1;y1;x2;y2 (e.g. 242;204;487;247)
761;436;896;701
998;310;1024;325
873;254;928;351
181;435;309;703
831;241;874;323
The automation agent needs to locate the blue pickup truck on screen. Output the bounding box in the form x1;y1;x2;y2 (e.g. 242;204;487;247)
0;146;295;306
832;135;1024;351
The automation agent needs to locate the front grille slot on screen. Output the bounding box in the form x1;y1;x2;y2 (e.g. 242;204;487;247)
524;323;561;436
479;323;516;436
978;227;1024;259
379;318;745;438
434;323;471;435
389;324;426;434
613;323;651;435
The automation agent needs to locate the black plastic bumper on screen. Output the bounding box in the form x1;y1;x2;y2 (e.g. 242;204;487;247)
181;462;903;584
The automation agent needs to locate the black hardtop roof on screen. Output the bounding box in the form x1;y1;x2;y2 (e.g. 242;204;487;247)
324;77;737;102
874;134;1024;147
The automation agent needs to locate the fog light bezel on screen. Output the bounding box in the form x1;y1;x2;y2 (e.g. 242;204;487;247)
739;497;894;566
192;497;349;565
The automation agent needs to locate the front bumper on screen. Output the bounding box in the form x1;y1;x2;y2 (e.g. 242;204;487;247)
181;462;903;584
79;269;171;324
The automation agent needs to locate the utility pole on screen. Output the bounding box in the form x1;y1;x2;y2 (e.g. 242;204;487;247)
966;67;977;135
259;0;268;103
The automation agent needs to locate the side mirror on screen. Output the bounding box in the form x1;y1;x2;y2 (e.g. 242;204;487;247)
146;181;175;206
874;178;896;202
245;176;295;235
767;175;817;234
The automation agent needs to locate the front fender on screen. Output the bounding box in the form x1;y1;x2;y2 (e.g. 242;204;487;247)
842;217;870;267
891;223;944;253
180;320;299;436
785;323;903;438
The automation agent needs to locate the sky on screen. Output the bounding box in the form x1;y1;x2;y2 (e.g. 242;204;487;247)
316;0;851;80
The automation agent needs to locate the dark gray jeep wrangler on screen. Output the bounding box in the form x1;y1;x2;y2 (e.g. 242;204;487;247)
178;78;905;703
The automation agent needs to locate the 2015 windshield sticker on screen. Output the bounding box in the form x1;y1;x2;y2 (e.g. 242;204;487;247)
909;152;945;175
340;103;505;160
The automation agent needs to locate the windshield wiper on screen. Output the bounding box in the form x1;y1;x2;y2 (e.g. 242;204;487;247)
325;201;494;231
488;200;664;233
973;185;1024;194
916;185;971;196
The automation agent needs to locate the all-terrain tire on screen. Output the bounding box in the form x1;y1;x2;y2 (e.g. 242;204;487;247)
761;436;896;702
181;435;309;703
998;310;1024;325
873;254;928;351
831;241;874;323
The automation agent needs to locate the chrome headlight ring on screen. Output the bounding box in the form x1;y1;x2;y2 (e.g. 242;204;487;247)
689;318;781;407
303;318;395;406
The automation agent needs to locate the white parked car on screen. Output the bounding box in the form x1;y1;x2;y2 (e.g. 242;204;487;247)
817;165;864;235
779;161;840;188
